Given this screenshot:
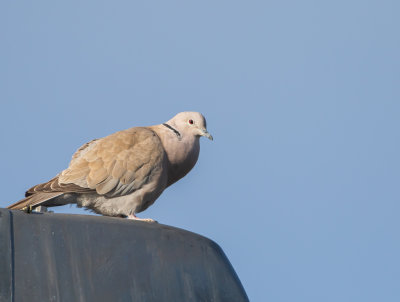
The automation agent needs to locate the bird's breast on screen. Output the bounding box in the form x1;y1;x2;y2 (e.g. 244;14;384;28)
164;138;200;187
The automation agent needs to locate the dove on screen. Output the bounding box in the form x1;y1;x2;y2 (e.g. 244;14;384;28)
7;112;213;222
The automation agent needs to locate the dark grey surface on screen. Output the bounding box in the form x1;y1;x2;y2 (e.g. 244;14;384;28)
0;210;13;301
0;208;248;302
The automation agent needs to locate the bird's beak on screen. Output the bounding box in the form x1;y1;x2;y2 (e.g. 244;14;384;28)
201;129;213;141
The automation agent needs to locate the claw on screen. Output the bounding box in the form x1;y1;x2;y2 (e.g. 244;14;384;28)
127;213;157;223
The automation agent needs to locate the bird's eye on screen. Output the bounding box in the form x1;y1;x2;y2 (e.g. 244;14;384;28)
188;119;194;125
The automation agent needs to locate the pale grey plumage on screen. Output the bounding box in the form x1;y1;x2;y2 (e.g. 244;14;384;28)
8;112;212;221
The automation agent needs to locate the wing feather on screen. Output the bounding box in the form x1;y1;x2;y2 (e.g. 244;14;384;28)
57;127;165;197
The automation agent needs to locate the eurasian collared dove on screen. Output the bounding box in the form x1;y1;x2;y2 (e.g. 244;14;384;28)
7;112;213;222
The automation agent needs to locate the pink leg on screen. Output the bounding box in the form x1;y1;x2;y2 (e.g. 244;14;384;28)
127;213;156;223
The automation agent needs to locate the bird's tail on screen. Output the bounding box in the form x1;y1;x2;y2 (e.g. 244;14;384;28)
7;192;65;210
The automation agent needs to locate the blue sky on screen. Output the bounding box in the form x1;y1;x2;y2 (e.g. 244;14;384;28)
1;1;399;301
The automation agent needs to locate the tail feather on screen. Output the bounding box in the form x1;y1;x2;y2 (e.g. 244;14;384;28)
7;192;65;210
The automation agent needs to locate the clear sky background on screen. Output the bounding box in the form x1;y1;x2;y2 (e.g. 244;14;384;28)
1;1;399;301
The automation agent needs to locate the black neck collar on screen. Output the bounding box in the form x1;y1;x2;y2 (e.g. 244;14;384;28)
163;123;182;140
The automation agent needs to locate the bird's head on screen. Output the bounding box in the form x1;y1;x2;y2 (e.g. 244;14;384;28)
168;112;213;141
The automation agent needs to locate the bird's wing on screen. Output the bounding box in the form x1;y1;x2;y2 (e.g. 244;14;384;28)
58;127;166;197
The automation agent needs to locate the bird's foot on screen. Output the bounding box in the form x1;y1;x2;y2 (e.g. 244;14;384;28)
21;205;33;213
127;213;157;223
